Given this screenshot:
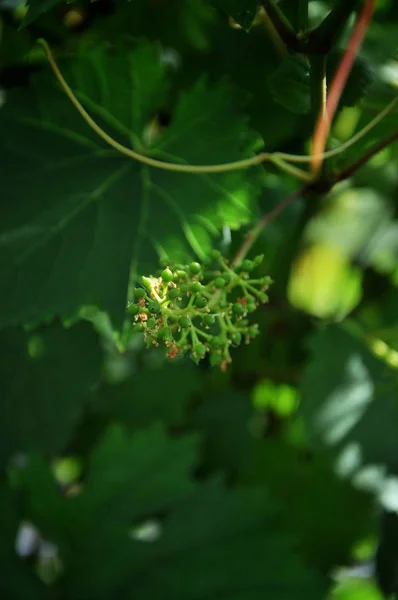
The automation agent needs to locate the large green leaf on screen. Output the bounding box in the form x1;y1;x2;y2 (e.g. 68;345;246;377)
21;0;65;27
0;486;50;599
300;325;398;468
194;390;373;571
0;320;102;467
94;0;215;51
21;424;325;600
0;41;261;329
91;361;200;430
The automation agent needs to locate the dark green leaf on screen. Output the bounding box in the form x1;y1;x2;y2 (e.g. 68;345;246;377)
91;361;200;430
0;41;261;329
0;485;50;599
21;0;66;28
0;321;102;467
22;425;325;600
267;56;310;115
300;325;398;467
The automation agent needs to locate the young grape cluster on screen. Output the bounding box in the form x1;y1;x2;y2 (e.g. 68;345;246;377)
127;251;272;370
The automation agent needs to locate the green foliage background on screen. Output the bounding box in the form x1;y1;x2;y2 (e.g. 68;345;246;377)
0;0;397;598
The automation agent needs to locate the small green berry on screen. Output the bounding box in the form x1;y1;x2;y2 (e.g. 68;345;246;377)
221;272;232;283
189;262;202;275
147;318;157;329
261;276;273;286
253;254;264;266
230;332;242;346
148;300;161;314
180;284;189;294
190;282;203;294
211;249;222;259
179;317;191;328
241;259;254;272
174;270;187;282
158;327;173;341
127;303;139;315
209;335;226;348
135;323;145;332
246;294;256;304
195;295;208;308
214;277;226;289
232;303;245;316
247;302;257;313
203;314;216;326
210;352;223;366
168;288;179;300
193;342;206;357
248;325;259;338
161;268;174;282
134;288;146;299
259;293;269;303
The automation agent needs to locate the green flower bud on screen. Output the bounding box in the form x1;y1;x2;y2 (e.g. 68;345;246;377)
161;268;174;282
168;288;179;300
148;300;161;314
232;303;245;316
203;314;216;326
134;288;146;299
210;352;223;366
127;303;139;315
147;318;157;329
195;295;208;308
247;302;257;313
253;254;264;266
241;259;254;272
189;262;202;275
259;293;269;303
180;284;189;293
179;317;191;328
214;277;226;289
193;342;206;357
261;276;273;286
190;282;203;294
211;249;222;259
221;272;232;283
248;325;259;338
209;335;226;348
230;332;242;346
158;327;173;341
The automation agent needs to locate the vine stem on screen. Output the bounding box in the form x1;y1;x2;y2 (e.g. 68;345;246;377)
311;0;376;175
232;127;398;264
335;130;398;181
38;38;396;178
232;184;311;266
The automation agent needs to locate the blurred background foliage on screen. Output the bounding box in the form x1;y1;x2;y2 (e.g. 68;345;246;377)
0;0;397;599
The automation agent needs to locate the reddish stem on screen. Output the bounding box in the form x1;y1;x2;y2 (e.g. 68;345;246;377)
311;0;375;174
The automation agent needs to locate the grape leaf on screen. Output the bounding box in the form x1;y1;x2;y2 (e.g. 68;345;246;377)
91;361;200;430
300;325;398;467
95;0;215;52
21;424;325;600
0;320;102;468
0;486;51;599
0;41;261;329
194;391;373;571
21;0;67;27
267;56;310;115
